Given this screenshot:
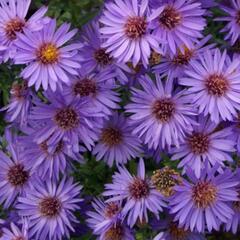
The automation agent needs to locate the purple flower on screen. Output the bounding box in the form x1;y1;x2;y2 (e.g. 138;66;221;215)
1;81;36;126
30;91;103;151
16;177;82;240
216;0;240;45
0;132;32;209
149;0;206;54
103;158;166;227
93;113;142;167
100;0;161;67
169;167;239;233
0;0;48;61
19;127;85;180
154;35;215;80
180;49;240;123
14;19;82;91
171;115;236;178
63;69;120;116
1;221;29;240
126;74;197;150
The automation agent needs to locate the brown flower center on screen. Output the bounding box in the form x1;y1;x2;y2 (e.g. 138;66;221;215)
192;181;217;208
152;98;175;122
129;178;150;200
173;48;194;65
101;127;122;146
205;74;228;96
11;81;28;99
5;18;25;40
7;164;29;187
39;197;61;218
73;79;97;97
54;108;79;130
13;237;25;240
40;140;64;155
105;202;120;218
151;167;181;197
37;43;59;64
149;51;161;66
104;224;123;240
125;16;147;39
94;48;113;66
159;6;181;29
188;132;210;154
169;222;189;240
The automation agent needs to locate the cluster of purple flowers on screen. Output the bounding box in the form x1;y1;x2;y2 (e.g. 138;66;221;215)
0;0;239;239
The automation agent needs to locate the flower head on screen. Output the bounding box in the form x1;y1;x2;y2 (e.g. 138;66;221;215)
14;19;82;91
1;221;28;240
16;177;82;240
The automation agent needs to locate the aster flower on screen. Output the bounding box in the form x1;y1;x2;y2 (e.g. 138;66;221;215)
0;132;32;208
216;0;240;45
171;115;236;178
1;221;28;240
154;35;215;79
169;167;239;233
231;113;240;154
149;0;206;54
63;69;120;116
103;158;166;227
180;49;240;123
30;91;103;151
126;74;197;150
93;113;142;167
1;81;36;126
14;19;82;91
16;177;82;240
100;0;162;67
0;0;48;61
19;127;85;180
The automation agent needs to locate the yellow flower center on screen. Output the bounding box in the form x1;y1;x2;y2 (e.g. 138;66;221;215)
37;43;59;64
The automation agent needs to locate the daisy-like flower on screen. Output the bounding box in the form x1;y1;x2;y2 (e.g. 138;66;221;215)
1;81;36;126
0;0;48;61
216;0;240;45
1;221;28;240
154;35;215;79
100;0;161;67
0;132;32;208
169;167;239;233
14;19;82;91
16;177;82;240
180;49;240;123
171;115;236;178
103;158;166;227
86;198;123;236
126;74;197;150
63;69;120;116
93;113;142;167
19;127;85;180
149;0;206;54
30;91;103;151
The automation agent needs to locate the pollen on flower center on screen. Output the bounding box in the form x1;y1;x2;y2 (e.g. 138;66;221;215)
188;132;210;154
169;222;189;240
5;18;25;40
129;178;150;200
125;16;147;39
101;127;122;146
149;51;162;66
104;224;123;240
39;197;62;218
37;43;59;64
152;98;175;122
105;202;120;218
159;6;181;29
7;164;29;187
94;48;113;66
54;108;79;130
73;79;97;97
173;48;194;65
151;167;181;197
205;74;228;96
192;181;217;208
